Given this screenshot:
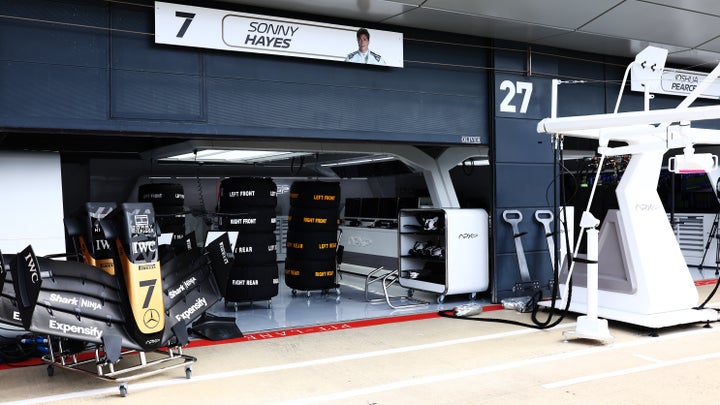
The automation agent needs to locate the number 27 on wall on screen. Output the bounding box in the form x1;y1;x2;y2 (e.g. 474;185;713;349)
499;80;533;114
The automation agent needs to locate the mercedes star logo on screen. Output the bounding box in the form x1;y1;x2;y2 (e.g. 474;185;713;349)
143;308;160;329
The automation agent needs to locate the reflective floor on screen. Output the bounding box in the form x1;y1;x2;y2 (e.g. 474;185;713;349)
206;264;489;334
204;262;718;335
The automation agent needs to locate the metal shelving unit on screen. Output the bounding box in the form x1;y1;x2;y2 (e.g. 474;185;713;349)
398;208;489;303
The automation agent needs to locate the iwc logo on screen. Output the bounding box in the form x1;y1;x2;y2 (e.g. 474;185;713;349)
143;308;160;329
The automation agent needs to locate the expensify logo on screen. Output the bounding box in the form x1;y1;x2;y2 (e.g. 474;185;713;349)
49;319;103;339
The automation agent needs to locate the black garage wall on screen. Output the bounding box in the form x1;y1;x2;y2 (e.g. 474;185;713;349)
0;0;490;145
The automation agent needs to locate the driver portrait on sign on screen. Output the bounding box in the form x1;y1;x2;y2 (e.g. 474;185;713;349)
345;28;386;65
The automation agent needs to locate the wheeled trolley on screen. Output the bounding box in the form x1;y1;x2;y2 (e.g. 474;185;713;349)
43;337;196;397
285;180;342;300
398;208;490;303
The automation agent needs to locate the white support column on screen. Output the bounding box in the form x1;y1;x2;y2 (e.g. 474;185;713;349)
563;227;614;344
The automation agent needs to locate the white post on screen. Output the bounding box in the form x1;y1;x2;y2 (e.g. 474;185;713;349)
551;79;559;119
563;225;614;343
586;228;599;320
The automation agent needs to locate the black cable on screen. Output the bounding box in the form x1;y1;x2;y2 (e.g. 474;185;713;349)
0;342;36;364
290;156;304;175
0;334;44;364
439;134;574;329
438;286;572;328
528;135;573;329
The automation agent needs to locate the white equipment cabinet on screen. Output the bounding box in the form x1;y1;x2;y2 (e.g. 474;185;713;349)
398;208;489;303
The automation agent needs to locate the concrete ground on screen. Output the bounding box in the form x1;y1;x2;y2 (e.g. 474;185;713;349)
2;284;720;405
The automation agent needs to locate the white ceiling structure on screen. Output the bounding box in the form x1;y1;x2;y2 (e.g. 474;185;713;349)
224;0;720;69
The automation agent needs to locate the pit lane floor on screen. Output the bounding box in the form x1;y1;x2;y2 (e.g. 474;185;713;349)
2;278;720;404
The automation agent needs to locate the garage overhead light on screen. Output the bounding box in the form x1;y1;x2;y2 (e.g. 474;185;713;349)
321;155;395;167
160;149;312;164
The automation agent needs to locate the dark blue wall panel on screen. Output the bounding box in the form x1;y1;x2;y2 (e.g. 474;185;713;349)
491;41;560;302
206;75;483;137
0;0;109;67
494;164;556;208
494;118;554;164
111;70;204;120
0;62;108;121
0;0;490;144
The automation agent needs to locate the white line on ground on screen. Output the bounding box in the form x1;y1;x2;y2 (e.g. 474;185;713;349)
542;351;720;389
268;326;720;405
4;322;719;405
633;353;662;363
0;324;573;405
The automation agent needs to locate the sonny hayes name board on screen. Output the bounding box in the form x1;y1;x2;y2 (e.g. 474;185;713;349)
154;1;404;68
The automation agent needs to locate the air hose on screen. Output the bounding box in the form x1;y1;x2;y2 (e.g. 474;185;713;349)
439;134;576;329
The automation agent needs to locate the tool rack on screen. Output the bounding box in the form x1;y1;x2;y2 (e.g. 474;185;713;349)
398;208;489;303
42;337;196;397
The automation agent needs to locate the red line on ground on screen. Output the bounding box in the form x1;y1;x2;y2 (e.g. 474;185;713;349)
0;303;499;370
186;311;442;348
4;282;716;371
0;358;43;370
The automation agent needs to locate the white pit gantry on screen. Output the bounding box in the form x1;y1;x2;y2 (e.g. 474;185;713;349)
537;46;720;339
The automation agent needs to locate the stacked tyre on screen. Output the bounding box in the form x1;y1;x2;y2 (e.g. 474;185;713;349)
217;177;279;305
285;181;341;297
138;183;186;239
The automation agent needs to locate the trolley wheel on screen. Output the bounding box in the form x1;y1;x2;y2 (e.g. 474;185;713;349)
306;291;311;298
119;382;128;397
291;289;297;296
437;294;445;304
185;366;192;379
46;365;54;377
407;289;414;298
469;292;477;301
